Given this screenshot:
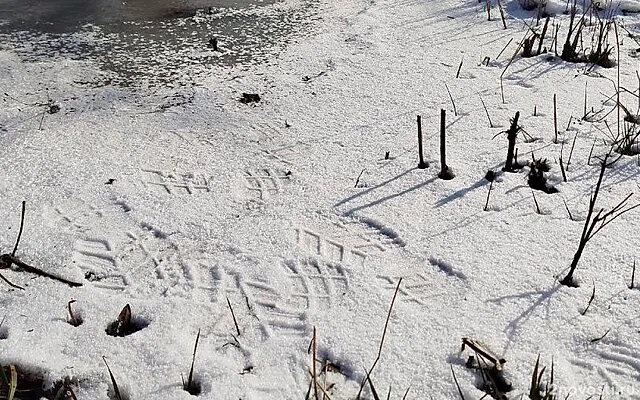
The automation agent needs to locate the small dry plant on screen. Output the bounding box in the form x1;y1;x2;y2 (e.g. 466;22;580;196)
529;355;555;400
182;329;202;396
560;152;640;286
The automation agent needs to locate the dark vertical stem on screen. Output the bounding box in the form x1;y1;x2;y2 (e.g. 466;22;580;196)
445;84;458;116
559;156;567;182
12;200;26;257
537;16;550;55
312;327;318;400
440;109;446;170
504;111;520;172
561;157;608;287
456;58;463;78
587;140;596;165
563;198;574;220
484;180;494;211
417;115;428;169
553;94;558;143
438;109;454;180
226;297;241;336
498;0;507;29
479;96;493;127
580;283;596;315
531;190;541;214
583;82;588;119
567;134;578;170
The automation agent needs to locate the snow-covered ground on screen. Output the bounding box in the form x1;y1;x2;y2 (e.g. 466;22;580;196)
1;0;640;399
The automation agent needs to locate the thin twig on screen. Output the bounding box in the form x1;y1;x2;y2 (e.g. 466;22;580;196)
496;37;513;60
497;0;507;29
559;156;567;182
590;328;611;343
356;278;402;399
186;329;201;392
587;140;596;165
450;365;466;400
103;356;123;400
581;282;596;315
553;94;558;143
563;198;574;220
484;180;494;211
445;84;458;116
479;95;494;128
566;133;578;170
354;169;365;188
2;254;82;287
11;201;26;257
313;327;319;400
226;297;241;336
531;190;542;214
583;82;588;120
0;271;24;290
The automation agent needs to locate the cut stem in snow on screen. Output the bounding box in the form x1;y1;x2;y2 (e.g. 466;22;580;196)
503;111;520;172
484;180;494;212
416;116;428;169
438;109;454;180
553;94;558;143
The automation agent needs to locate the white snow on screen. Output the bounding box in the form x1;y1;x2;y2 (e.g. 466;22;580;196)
1;0;640;399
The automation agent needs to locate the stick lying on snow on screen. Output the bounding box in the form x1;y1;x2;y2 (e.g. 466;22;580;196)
0;201;82;289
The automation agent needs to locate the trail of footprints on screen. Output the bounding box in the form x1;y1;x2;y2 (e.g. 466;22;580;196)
296;227;368;268
142;169;211;195
284;258;349;309
72;238;128;290
71;224;186;295
187;257;347;339
244;168;291;200
61;193;403;343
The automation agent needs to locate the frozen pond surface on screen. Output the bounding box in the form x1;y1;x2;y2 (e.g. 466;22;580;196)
0;0;320;86
0;0;276;29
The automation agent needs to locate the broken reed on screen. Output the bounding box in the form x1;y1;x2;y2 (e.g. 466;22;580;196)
183;329;201;395
553;94;558;143
103;357;124;400
484;179;494;211
445;84;458;116
226;297;241;336
479;95;494;128
531;190;542;214
503;111;520;172
439;109;454;180
417;115;428;169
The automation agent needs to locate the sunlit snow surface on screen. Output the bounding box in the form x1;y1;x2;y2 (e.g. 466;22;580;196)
0;0;640;399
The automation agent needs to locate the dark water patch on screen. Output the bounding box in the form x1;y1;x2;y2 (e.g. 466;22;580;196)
0;1;321;87
0;0;278;31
